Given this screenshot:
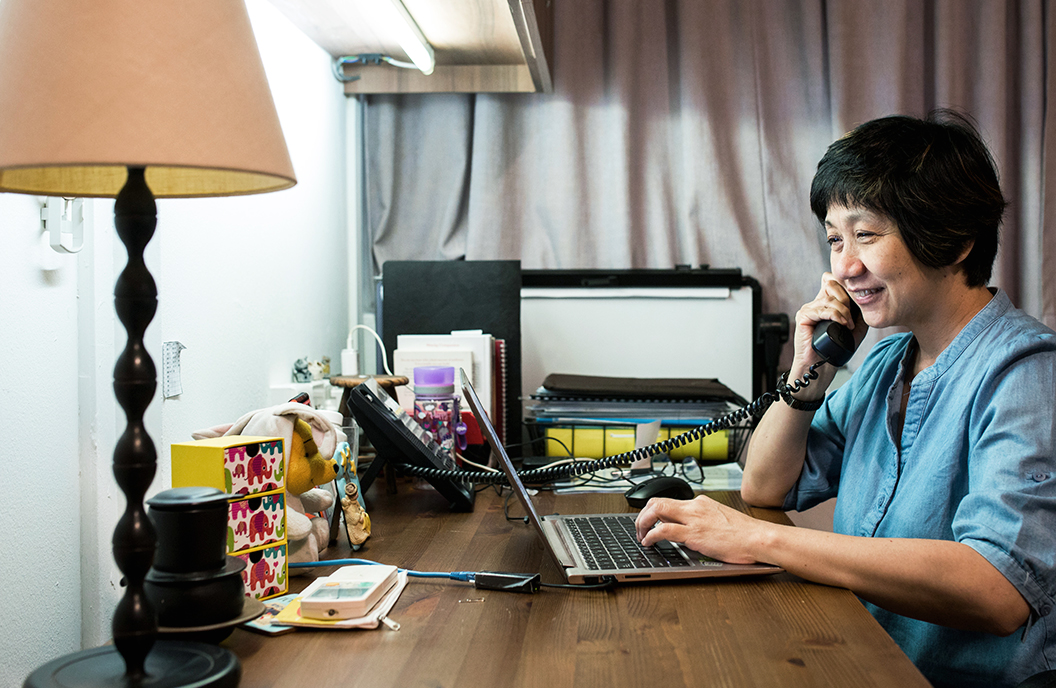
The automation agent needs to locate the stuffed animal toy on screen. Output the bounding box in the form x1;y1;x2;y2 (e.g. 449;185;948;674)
192;402;342;570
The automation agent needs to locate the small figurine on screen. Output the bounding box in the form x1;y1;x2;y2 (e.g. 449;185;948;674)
342;482;371;546
292;357;311;383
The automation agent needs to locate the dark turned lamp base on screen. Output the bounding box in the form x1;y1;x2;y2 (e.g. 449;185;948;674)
24;642;239;688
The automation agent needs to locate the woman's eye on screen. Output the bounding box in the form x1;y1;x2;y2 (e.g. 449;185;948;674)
826;235;841;247
856;231;875;241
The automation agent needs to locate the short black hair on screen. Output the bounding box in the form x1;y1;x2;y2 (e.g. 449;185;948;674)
809;110;1006;287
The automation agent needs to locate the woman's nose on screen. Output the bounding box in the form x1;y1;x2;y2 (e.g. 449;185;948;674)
832;247;864;280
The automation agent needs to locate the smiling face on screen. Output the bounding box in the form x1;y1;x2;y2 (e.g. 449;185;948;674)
824;204;956;332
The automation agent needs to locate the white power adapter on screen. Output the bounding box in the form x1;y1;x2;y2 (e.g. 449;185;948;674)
341;332;359;376
342;324;392;377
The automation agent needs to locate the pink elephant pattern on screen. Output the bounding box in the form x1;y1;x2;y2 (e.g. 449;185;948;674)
238;544;287;599
230;501;250;519
228;492;285;553
246;452;274;487
249;511;275;544
225;439;283;495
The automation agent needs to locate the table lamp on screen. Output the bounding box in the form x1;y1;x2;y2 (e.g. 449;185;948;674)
0;1;296;686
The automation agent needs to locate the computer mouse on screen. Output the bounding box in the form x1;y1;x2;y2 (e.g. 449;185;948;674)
624;475;695;509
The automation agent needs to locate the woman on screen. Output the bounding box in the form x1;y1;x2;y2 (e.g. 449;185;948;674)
635;111;1056;687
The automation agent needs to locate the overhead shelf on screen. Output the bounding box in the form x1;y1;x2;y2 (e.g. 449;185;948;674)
268;0;553;94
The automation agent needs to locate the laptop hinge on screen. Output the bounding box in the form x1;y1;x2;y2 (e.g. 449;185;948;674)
542;519;578;568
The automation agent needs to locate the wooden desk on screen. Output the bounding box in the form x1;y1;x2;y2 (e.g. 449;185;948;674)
224;485;931;688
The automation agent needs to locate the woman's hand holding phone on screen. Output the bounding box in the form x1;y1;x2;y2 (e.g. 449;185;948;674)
788;274;867;392
742;273;864;507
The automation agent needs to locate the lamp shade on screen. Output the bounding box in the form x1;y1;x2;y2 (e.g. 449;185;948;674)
0;0;296;198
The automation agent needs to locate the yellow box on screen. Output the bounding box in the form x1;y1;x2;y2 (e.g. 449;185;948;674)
665;427;729;462
173;437;289;600
573;427;605;458
171;436;284;496
604;427;637;456
544;426;574;457
539;424;731;462
668;435;702;461
700;430;729;461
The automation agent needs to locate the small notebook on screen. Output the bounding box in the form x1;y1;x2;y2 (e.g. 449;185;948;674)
272;570;407;630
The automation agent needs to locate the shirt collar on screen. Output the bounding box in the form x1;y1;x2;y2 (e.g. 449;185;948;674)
912;288;1008;382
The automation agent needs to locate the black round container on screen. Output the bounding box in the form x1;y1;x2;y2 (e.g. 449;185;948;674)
147;486;231;574
144;486;248;633
145;557;247;627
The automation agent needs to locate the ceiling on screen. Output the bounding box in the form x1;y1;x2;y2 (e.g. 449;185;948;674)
267;0;553;94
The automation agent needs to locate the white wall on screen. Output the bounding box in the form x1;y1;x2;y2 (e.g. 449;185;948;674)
156;0;348;451
0;194;83;684
0;1;349;683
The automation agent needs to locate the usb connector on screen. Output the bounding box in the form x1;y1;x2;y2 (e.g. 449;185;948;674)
471;571;541;593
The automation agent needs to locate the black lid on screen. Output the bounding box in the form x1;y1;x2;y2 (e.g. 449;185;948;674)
147;486;231;511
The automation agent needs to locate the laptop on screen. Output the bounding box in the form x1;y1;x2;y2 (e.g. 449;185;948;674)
459;369;783;584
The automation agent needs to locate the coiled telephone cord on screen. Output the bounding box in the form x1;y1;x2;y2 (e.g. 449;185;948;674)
393;362;825;486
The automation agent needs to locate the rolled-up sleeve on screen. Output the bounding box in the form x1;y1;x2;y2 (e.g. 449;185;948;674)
954;344;1056;618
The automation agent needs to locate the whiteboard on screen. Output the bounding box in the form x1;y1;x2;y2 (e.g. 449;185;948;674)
520;286;756;403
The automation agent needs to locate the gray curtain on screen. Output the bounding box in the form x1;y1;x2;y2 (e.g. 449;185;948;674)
364;0;1055;367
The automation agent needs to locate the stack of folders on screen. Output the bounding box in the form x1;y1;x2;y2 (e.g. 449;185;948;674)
524;374;749;464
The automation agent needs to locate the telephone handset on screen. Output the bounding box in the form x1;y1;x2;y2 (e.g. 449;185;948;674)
810;301;861;367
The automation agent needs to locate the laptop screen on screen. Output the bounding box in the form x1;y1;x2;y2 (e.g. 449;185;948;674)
459;368;552;544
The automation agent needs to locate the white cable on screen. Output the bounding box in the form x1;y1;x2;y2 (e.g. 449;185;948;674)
528;457;591;470
456;455;500;472
381;55;418;70
348;324;393;376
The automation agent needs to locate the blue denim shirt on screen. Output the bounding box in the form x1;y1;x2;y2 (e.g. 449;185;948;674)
784;290;1056;688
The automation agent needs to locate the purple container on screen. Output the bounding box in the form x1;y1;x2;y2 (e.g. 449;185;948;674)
413;365;455;394
413;366;466;459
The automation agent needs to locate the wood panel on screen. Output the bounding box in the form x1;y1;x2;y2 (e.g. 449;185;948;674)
340;64;537;94
267;0;553;93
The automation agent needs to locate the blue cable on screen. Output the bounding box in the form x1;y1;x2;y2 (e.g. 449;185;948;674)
288;558;474;582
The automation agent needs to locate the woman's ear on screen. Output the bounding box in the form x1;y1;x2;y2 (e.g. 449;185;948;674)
953;239;975;265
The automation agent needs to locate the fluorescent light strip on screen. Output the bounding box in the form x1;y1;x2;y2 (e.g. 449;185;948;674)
373;0;435;76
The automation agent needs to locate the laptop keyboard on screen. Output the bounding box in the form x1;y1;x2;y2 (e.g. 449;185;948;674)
565;515;692;570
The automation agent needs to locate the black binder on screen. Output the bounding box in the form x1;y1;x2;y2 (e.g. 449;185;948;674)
380;260;523;445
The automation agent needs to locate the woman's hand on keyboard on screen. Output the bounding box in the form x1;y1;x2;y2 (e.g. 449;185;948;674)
634;495;768;565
